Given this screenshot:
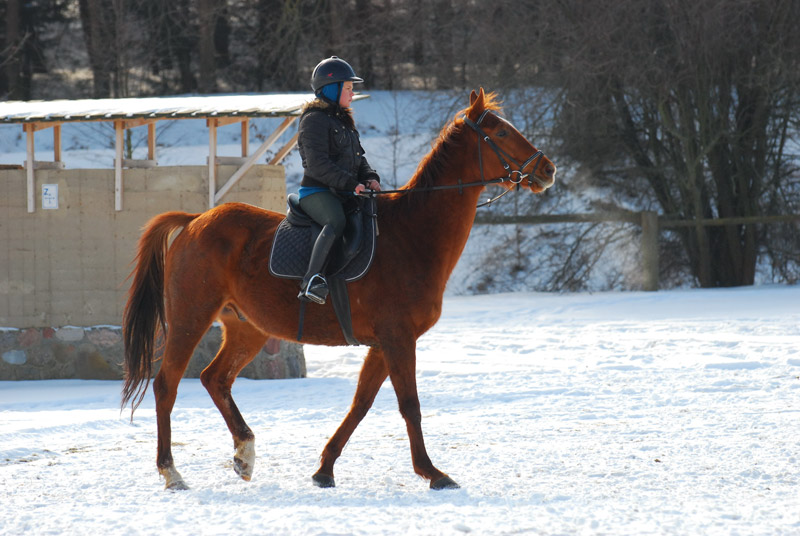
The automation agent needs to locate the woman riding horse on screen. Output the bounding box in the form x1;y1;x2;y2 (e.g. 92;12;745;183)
121;87;556;492
296;56;382;304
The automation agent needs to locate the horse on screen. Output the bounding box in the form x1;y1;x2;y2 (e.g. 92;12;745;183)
121;88;556;491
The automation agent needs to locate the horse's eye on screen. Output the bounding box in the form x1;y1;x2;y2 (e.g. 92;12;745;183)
496;129;508;138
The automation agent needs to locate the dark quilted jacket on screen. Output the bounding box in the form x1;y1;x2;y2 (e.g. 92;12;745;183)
297;100;379;192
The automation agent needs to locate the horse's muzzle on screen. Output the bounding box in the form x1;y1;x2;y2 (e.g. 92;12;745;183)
530;164;556;190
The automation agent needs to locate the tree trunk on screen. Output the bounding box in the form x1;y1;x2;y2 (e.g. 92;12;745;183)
78;0;113;97
197;0;216;93
5;0;22;99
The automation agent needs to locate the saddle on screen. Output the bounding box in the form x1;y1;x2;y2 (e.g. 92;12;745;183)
269;193;378;345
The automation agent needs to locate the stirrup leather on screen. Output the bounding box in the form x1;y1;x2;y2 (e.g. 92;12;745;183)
298;273;328;305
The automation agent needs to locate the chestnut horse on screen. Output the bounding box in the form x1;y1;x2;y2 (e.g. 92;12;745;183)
121;89;556;491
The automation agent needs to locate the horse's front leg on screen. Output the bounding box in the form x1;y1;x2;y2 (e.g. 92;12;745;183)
384;338;460;490
313;347;388;488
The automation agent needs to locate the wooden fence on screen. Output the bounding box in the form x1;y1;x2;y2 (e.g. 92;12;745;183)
474;212;800;291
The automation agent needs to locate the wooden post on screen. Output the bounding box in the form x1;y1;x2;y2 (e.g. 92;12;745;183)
147;122;156;161
53;124;62;163
208;118;218;208
641;211;659;291
114;120;124;211
25;124;35;213
241;118;249;157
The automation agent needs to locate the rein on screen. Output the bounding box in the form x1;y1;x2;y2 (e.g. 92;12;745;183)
361;110;546;208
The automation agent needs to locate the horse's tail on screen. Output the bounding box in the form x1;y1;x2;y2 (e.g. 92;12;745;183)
121;211;199;417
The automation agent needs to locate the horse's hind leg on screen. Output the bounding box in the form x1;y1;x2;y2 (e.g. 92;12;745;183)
155;312;218;490
200;308;267;482
313;347;388;488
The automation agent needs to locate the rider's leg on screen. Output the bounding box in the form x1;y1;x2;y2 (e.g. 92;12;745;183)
297;191;346;304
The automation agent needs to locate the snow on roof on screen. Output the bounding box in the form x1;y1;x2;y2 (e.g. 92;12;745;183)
0;93;368;123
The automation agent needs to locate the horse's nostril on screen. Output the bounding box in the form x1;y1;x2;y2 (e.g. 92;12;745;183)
545;165;556;177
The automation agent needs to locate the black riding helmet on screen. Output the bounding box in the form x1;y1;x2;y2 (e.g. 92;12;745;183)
310;56;364;92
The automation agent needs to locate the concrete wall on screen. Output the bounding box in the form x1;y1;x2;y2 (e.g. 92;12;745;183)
0;164;305;381
1;164;285;328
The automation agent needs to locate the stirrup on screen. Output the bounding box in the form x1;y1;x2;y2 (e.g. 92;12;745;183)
298;274;328;305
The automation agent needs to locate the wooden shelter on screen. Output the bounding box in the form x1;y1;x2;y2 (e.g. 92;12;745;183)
0;93;366;212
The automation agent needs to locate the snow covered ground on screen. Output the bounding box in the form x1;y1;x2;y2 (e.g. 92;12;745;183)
2;286;800;535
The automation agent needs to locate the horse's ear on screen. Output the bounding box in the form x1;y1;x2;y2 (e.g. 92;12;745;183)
467;88;486;119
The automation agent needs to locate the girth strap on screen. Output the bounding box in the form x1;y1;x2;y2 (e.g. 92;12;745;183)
297;300;307;342
295;277;360;346
329;276;360;346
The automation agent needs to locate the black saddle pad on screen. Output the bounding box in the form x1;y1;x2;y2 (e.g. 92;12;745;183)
269;196;377;283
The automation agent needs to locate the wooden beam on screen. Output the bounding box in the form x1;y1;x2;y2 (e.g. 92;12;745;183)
116;158;157;168
215;156;249;166
53;124;62;163
268;131;300;165
241;118;249;157
31;161;66;170
214;116;296;205
208;118;218;209
641;211;659;291
475;212;642;225
122;118;158;129
147;122;156;161
24;124;34;212
214;116;246;127
22;121;62;132
660;214;800;227
114;120;124;211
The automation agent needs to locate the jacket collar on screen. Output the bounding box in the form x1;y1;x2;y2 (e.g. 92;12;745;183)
301;99;355;130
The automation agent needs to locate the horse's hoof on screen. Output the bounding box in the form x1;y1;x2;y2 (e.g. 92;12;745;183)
165;479;190;491
160;465;189;491
430;476;460;490
233;456;252;481
312;472;336;488
233;439;255;481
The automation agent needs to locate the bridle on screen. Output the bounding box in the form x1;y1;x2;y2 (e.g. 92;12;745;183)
464;110;544;191
360;110;549;208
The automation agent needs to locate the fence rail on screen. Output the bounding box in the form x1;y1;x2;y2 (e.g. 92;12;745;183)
474;212;800;291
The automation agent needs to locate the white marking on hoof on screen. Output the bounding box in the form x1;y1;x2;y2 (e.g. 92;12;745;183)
233;439;255;481
159;465;189;491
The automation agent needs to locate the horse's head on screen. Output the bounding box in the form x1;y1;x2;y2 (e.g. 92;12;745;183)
464;88;556;194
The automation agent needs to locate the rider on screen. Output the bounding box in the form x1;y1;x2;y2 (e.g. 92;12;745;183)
296;56;382;304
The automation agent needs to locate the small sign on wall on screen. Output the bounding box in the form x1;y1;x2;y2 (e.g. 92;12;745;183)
42;184;58;209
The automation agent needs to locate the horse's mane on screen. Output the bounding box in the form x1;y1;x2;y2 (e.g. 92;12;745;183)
402;92;504;195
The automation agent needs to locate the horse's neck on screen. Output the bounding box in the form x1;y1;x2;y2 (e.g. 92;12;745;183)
386;169;484;283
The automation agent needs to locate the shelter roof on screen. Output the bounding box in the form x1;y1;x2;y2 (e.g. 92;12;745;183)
0;93;367;124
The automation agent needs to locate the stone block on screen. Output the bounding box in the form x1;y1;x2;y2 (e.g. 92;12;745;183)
0;325;306;381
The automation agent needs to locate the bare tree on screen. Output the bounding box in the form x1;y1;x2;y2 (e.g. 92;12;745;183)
78;0;115;97
537;0;800;288
2;0;22;98
3;0;66;100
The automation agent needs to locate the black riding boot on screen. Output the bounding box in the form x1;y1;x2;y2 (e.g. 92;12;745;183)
298;226;338;304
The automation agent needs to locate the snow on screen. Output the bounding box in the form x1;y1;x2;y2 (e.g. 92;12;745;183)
2;90;800;533
2;286;800;535
0;93;351;122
